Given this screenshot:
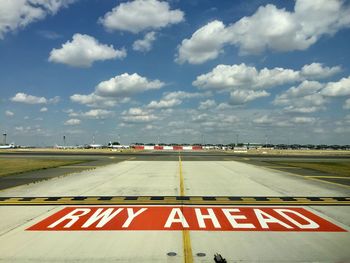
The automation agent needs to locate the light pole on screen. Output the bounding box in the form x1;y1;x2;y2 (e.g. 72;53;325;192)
3;132;7;145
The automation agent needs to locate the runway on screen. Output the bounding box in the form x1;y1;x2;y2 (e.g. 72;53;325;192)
0;151;349;262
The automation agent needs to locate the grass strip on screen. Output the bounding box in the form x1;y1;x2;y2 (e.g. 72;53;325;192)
272;162;350;177
0;158;89;178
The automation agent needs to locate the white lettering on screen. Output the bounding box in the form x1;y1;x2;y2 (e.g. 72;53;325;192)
164;208;189;228
275;209;319;229
122;208;148;228
254;209;292;229
48;208;91;228
82;208;123;228
222;208;255;229
195;208;221;229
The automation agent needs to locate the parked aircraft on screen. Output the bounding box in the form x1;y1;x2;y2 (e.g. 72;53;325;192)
0;143;15;149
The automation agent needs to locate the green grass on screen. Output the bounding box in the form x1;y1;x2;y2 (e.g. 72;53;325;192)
0;158;87;178
272;161;350;177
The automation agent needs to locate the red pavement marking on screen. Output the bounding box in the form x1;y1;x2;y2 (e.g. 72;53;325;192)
27;206;346;232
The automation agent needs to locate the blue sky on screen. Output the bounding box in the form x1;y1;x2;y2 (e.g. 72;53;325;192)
1;0;350;146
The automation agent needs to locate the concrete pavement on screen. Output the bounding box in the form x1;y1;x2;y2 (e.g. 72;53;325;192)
0;153;349;262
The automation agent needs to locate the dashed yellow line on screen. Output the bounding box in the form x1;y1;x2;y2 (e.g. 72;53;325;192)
178;154;193;263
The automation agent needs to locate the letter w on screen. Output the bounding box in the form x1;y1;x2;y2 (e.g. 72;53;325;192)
82;208;123;228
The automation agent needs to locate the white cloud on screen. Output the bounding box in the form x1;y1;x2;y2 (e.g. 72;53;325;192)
230;90;269;104
99;0;184;33
81;109;113;119
146;90;208;109
147;98;181;109
70;93;127;108
71;73;164;107
292;117;317;124
133;31;156;52
175;20;230;64
198;99;216;110
273;81;327;113
163;91;209;100
252;114;293;128
49;34;126;67
10;92;59;104
344;98;350;110
96;73;164;97
122;107;158;123
0;0;76;39
193;63;301;104
321;76;350;96
5;110;14;116
301;63;341;79
40;107;48;112
176;0;350;64
64;118;81;126
193;64;299;91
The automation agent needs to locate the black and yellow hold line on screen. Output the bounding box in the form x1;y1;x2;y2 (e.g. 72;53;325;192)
0;196;349;206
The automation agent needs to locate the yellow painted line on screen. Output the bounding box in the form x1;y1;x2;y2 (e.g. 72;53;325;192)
182;230;193;263
178;154;193;263
179;155;185;197
305;176;350;179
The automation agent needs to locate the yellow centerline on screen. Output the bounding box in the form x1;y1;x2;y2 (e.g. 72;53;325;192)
178;153;193;263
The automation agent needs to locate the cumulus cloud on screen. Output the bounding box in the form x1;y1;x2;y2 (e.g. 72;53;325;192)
70;93;130;108
300;63;341;79
99;0;184;33
10;93;60;105
198;99;216;110
193;63;301;104
81;109;113;119
273;81;327;113
146;90;209;109
133;31;156;52
230;90;269;104
122;107;158;123
321;76;350;96
147;98;181;109
292;117;317;124
40;107;48;112
5;110;14;116
175;20;230;64
176;0;350;64
49;34;126;67
96;73;164;97
193;64;299;91
344;98;350;110
71;73;164;107
64;118;81;125
0;0;76;39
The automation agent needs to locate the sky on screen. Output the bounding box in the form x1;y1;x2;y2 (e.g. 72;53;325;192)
1;0;350;146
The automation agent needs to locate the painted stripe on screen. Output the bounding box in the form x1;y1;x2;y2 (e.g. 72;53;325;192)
179;155;185;197
178;154;193;263
0;196;349;206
